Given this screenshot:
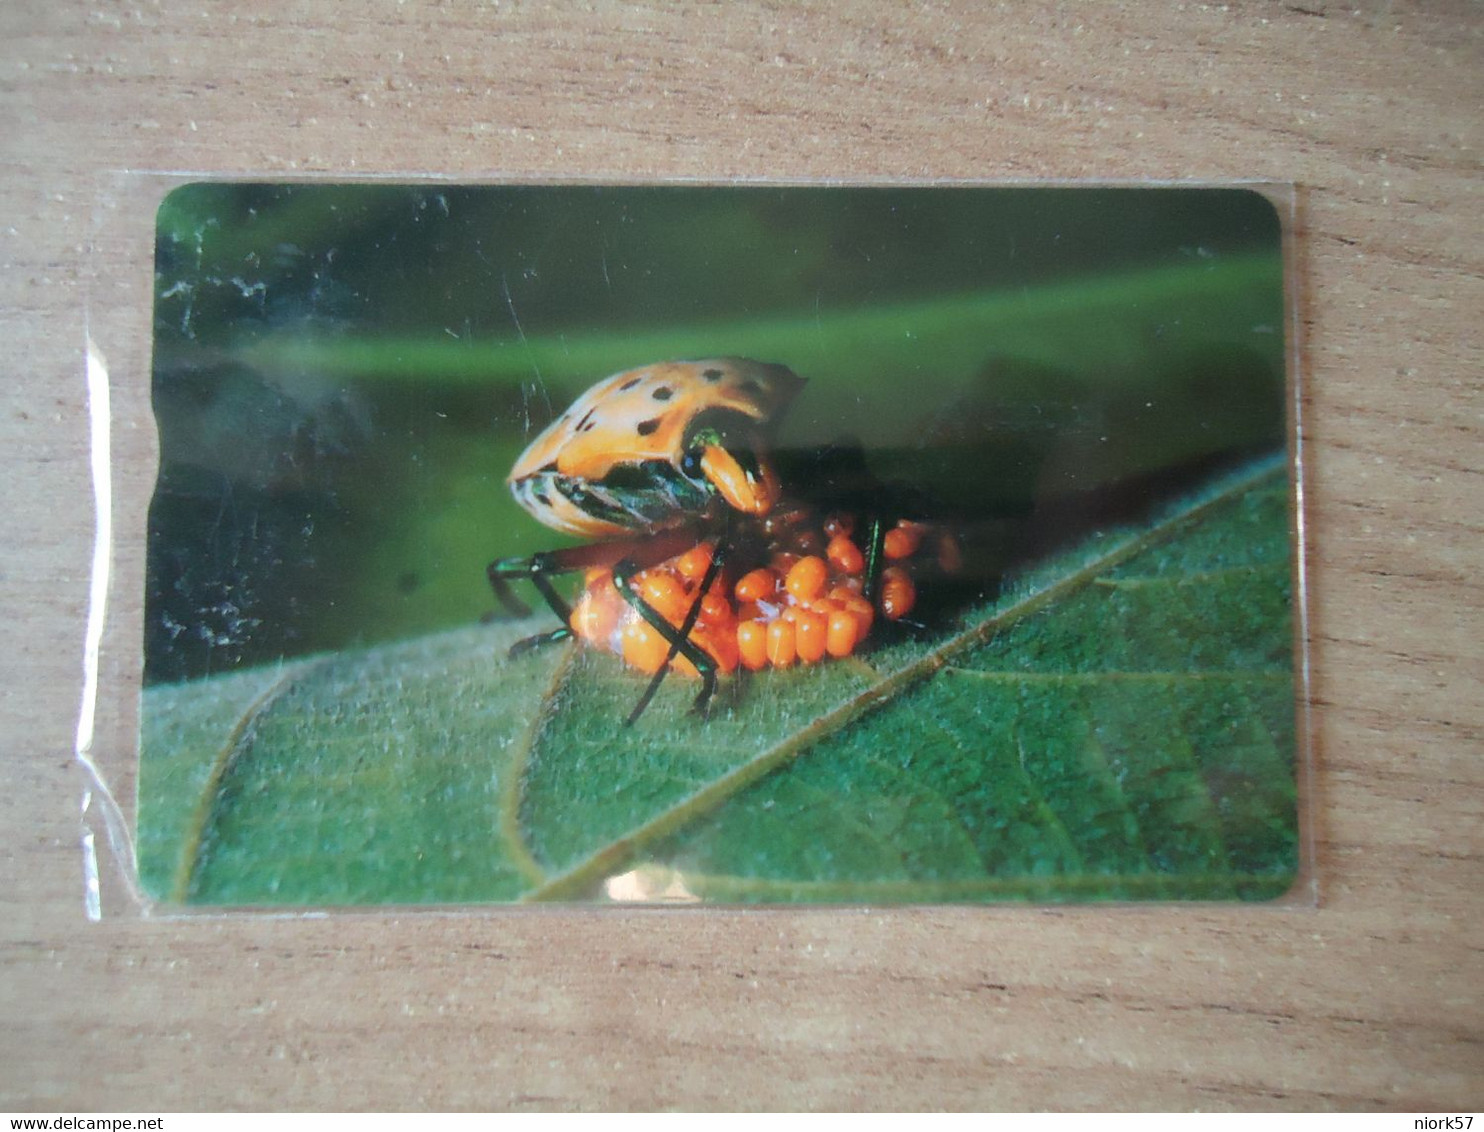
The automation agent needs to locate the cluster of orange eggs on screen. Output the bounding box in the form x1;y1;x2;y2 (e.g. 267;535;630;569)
567;515;931;679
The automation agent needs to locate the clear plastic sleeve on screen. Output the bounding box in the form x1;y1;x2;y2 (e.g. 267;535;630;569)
81;174;1315;917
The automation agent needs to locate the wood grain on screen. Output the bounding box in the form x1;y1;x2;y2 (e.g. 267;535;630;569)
1;0;1479;1112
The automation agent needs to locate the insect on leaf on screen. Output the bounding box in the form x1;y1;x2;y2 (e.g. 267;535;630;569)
139;452;1299;906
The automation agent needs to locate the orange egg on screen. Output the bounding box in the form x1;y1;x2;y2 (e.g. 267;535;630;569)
698;591;734;626
674;543;714;582
826;535;865;575
826;610;858;658
794;609;828;663
822;513;855;539
735;600;764;623
620;620;670;674
879;566;916;620
840;592;875;634
737;620;769;671
883;524;922;560
766;618;797;668
569;588;619;645
733;567;779;604
696;624;740;675
640;570;691;624
829;576;865;597
792;528;824;556
785;555;828;602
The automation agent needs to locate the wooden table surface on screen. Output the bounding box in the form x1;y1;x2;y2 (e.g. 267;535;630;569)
2;1;1479;1112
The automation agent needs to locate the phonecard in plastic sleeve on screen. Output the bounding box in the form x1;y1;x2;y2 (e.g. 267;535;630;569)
80;175;1314;916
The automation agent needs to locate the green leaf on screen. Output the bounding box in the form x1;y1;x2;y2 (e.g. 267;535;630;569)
138;454;1299;906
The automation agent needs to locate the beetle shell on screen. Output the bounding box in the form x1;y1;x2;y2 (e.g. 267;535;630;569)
508;358;805;538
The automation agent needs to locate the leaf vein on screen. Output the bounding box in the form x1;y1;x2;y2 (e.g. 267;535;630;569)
172;658;322;902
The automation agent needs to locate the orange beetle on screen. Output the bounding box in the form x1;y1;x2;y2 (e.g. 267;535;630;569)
490;359;942;723
507;358;802;538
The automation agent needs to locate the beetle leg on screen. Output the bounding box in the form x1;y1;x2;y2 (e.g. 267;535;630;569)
487;550;576;635
507;625;574;657
612;537;727;726
489;532;701;659
485;570;534;619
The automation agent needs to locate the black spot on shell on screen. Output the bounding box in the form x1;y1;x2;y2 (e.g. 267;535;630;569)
702;367;724;382
576;409;596;432
535;492;553;507
619;377;642;391
636;417;662;436
737;378;764;396
652;386;674;401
